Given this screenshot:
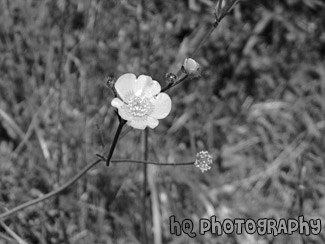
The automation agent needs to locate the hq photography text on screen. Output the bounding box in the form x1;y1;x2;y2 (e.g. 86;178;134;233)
169;215;321;238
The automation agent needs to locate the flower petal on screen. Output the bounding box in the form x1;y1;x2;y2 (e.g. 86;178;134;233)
134;75;151;95
151;93;172;119
134;75;161;97
111;98;124;108
115;73;136;100
117;106;132;121
147;116;159;129
128;119;148;130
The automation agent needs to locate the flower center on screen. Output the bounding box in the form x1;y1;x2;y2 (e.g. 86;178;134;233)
126;96;152;117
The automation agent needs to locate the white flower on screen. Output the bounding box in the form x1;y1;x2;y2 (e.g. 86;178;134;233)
111;73;172;130
194;151;213;173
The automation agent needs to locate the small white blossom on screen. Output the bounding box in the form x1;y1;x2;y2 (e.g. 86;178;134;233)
194;151;213;173
111;73;172;130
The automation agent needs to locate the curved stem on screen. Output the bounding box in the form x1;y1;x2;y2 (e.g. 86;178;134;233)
0;159;101;220
106;119;127;166
0;158;194;220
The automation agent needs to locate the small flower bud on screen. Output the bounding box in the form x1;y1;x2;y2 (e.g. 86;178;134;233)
165;72;177;85
105;76;118;97
194;151;213;173
182;58;200;77
105;76;116;89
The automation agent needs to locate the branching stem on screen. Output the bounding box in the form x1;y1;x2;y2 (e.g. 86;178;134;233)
0;158;194;220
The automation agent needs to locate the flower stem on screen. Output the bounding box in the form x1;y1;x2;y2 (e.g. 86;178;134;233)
0;158;194;220
161;75;188;93
106;119;127;166
141;128;149;244
0;159;101;220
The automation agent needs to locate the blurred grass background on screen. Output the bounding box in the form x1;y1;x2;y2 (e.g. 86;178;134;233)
0;0;325;243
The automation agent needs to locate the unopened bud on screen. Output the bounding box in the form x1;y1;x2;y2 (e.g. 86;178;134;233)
165;72;177;85
182;58;200;77
105;76;116;88
105;76;118;97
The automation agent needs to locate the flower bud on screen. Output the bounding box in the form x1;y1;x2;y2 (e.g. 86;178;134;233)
165;72;177;85
105;76;116;89
105;76;118;97
182;58;200;77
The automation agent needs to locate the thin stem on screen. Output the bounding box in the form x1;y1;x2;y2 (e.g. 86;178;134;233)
160;1;238;94
187;0;236;62
0;159;101;220
190;24;217;59
162;0;240;89
111;158;195;166
0;158;194;220
161;75;188;93
106;119;127;166
142;129;149;244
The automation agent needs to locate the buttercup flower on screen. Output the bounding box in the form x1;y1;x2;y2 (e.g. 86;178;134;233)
194;151;213;173
111;73;172;130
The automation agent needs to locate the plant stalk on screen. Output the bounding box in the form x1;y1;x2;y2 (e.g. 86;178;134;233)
106;119;127;166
